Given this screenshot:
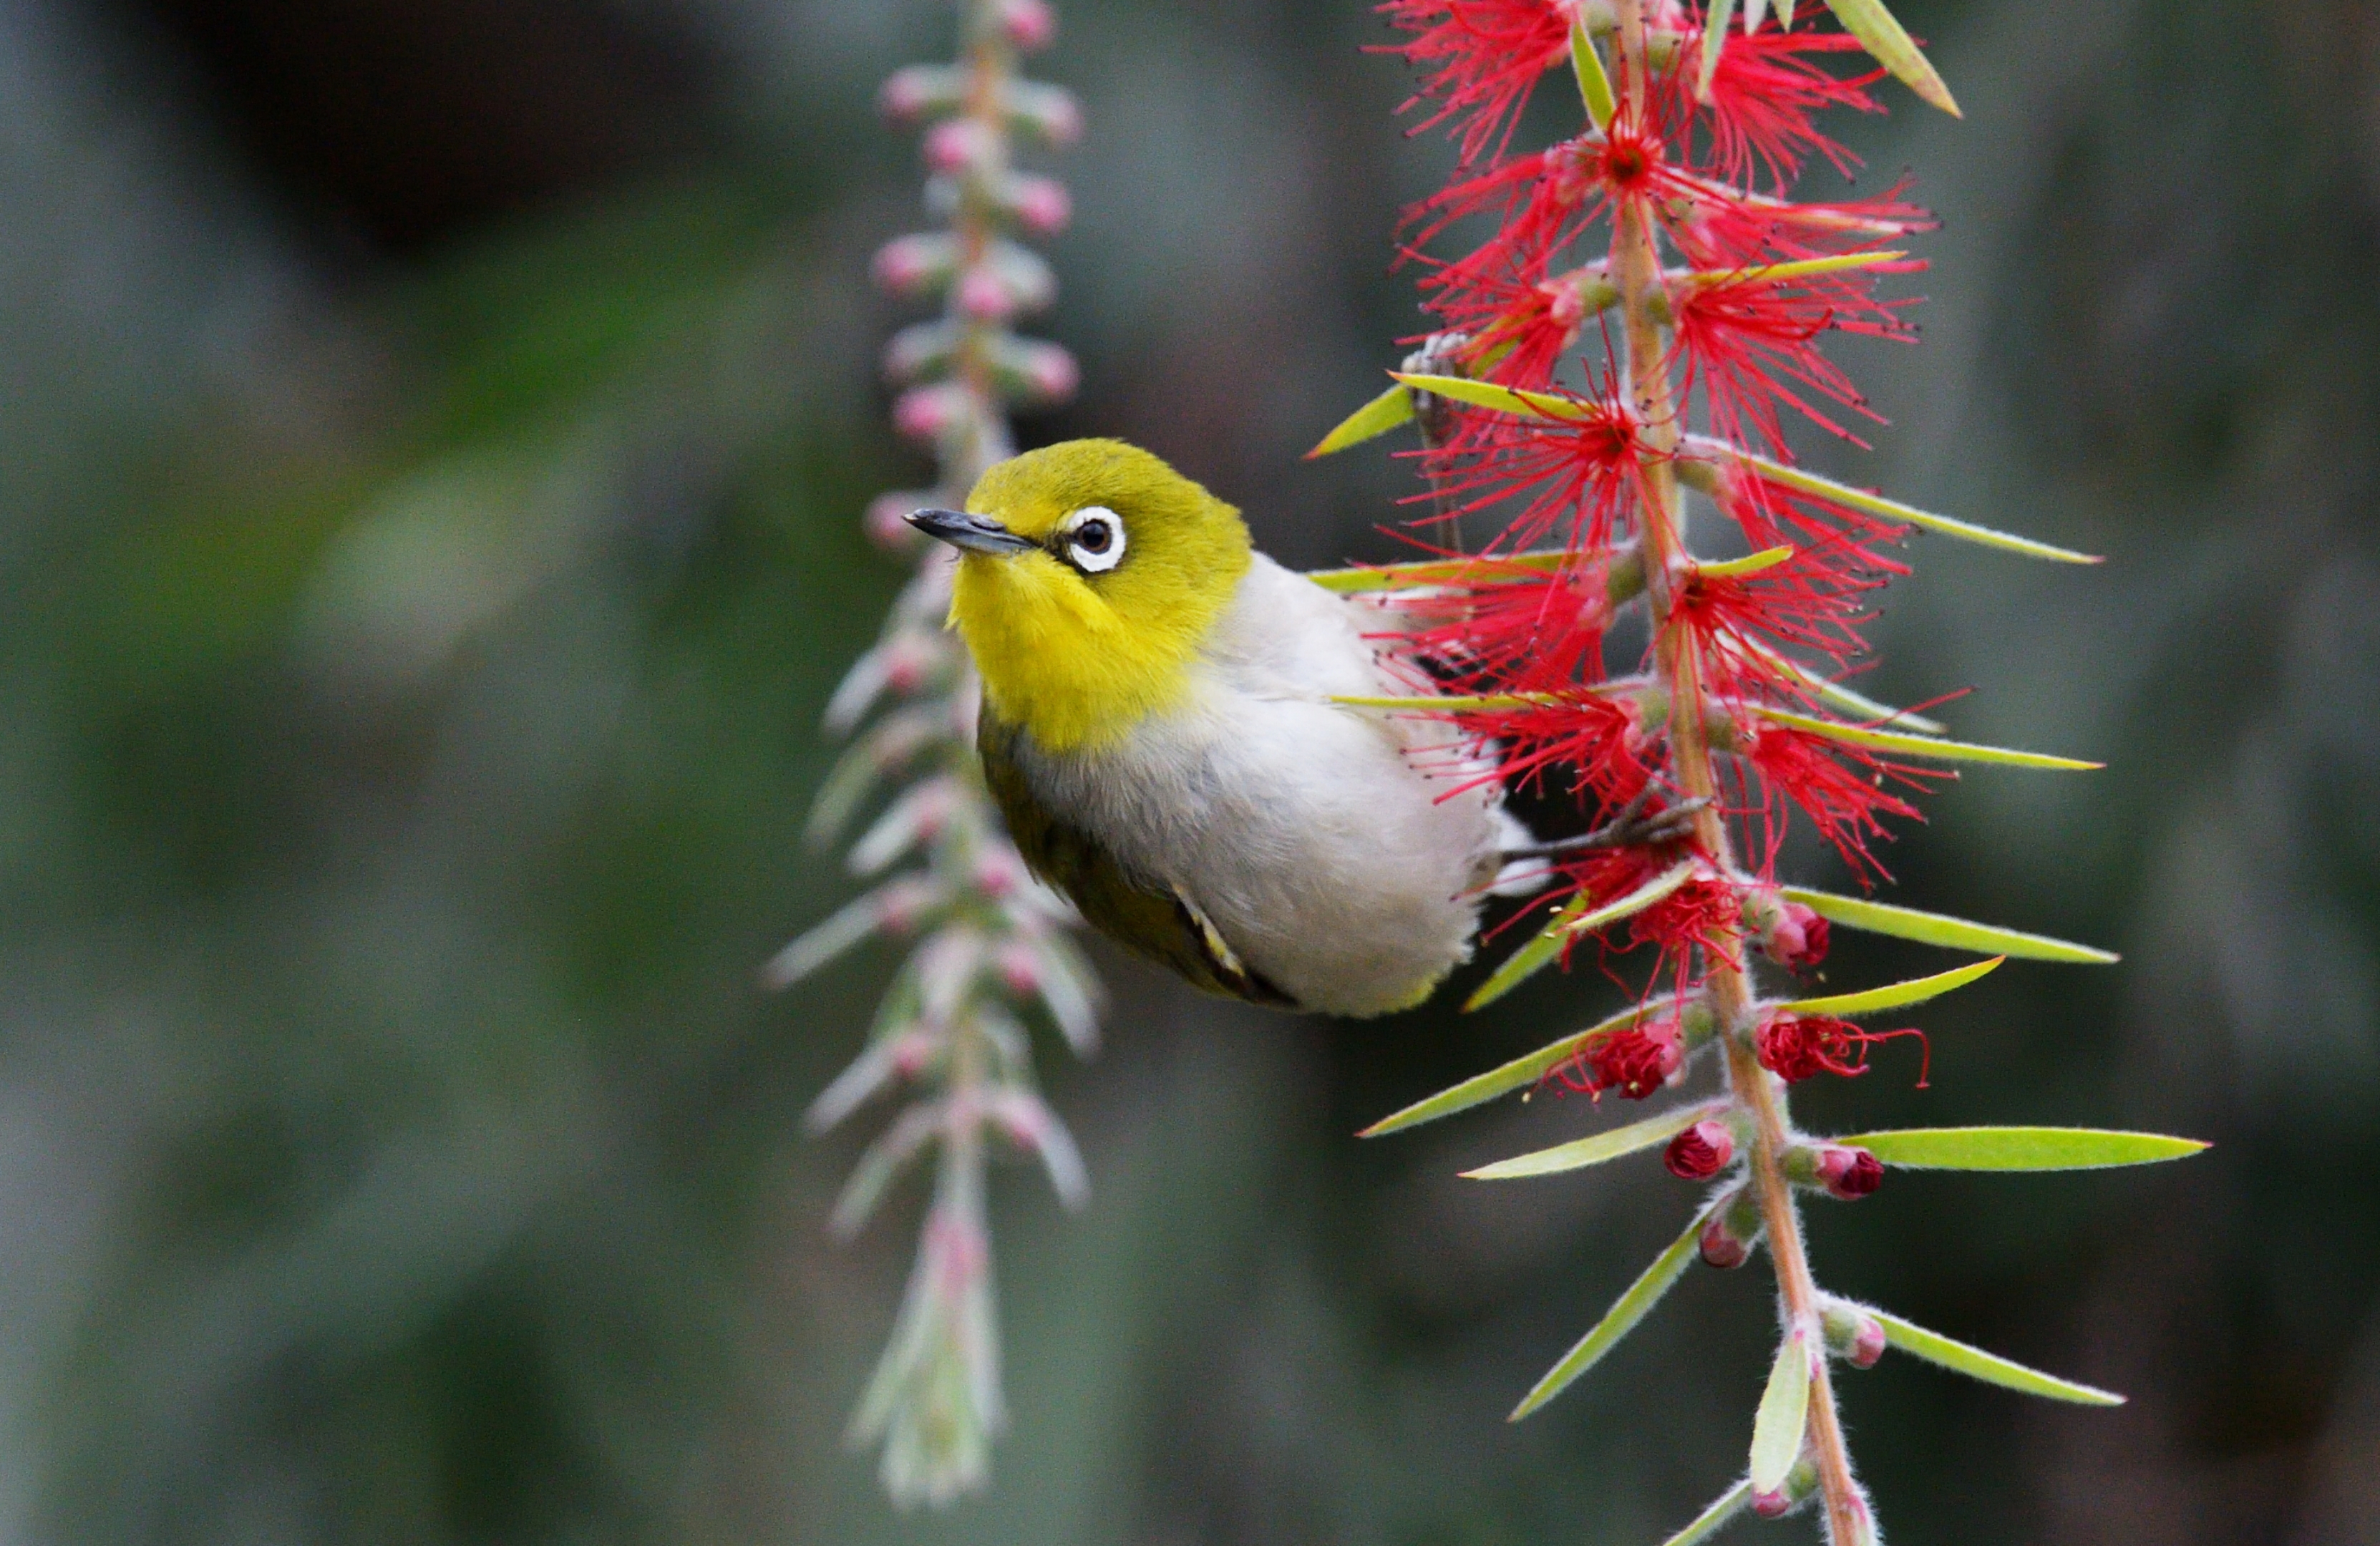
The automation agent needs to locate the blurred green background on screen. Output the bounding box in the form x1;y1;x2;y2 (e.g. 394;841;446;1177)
1;0;2374;1541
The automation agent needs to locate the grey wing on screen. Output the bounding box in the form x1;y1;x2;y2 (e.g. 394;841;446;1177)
977;711;1300;1010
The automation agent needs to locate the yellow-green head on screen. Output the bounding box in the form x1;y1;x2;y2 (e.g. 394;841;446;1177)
908;439;1252;752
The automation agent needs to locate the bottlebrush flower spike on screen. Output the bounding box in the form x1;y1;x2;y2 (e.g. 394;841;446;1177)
789;0;1093;1509
1325;5;2203;1544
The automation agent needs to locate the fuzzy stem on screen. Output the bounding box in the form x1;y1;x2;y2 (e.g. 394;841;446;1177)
1606;4;1863;1540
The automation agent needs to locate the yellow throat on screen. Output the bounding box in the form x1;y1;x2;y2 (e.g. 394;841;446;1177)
945;439;1253;754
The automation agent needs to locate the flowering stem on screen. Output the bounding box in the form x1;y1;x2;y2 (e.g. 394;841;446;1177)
1606;1;1862;1536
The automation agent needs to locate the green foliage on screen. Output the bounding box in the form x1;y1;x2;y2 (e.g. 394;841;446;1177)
1780;886;2117;963
1870;1308;2123;1406
1465;862;1698;1011
1837;1127;2208;1170
1304;382;1414;458
1359;999;1677;1135
1508;1205;1713;1421
1463;1100;1727;1180
1748;1330;1812;1493
1776;956;2005;1017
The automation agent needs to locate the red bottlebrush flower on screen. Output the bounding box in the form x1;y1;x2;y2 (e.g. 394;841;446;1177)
1691;22;1885;190
1669;258;1918;454
1631;875;1743;981
1380;0;1576;166
1665;1118;1737;1179
1409;376;1654;554
1756;1013;1931;1086
1816;1145;1885;1200
1739;719;1945;880
1568;1019;1684;1099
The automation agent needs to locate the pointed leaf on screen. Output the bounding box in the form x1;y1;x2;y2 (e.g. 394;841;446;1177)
1746;641;1945;733
1466;862;1699;1011
1696;545;1794;580
1465;1099;1728;1180
1679;252;1910;289
1689;438;2097;563
1698;0;1737;99
1306;381;1414;459
1661;1481;1753;1546
1390;371;1599;424
1510;1204;1709;1420
1306;548;1574;593
1836;1127;2208;1172
1333;692;1563;713
1820;0;1959;115
1744;0;1772;34
1780;886;2117;963
1872;1307;2123;1405
1569;16;1616;129
1359;1001;1667;1137
1760;706;2103;769
1749;1329;1814;1492
1778;956;2003;1018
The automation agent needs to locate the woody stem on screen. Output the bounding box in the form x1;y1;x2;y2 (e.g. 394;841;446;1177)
1603;4;1863;1540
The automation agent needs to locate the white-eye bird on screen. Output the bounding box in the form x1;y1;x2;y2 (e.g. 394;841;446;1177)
907;437;1527;1017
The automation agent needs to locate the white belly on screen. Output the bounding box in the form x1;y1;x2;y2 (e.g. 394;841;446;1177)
1012;555;1507;1016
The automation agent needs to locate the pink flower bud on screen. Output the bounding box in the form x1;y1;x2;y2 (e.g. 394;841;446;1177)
995;941;1039;995
878;64;961;122
871;233;955;296
1699;1210;1749;1269
893;382;970;442
1009;174;1072;234
1762;901;1831;968
880;633;940;696
994;338;1077;405
924;117;995;175
1002;80;1081;145
1847;1315;1886;1367
955;264;1014;321
996;0;1056;50
865;492;930;554
1751;1487;1794;1520
1663;1119;1734;1180
973;848;1026;898
1816;1146;1883;1200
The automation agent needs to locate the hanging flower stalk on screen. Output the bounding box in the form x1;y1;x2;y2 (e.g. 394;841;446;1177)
771;0;1094;1509
1314;3;2202;1540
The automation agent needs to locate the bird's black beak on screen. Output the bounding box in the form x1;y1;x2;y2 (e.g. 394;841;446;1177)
906;507;1038;556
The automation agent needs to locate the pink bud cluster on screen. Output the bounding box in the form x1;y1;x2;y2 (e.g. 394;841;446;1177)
788;0;1094;1510
868;1;1079;506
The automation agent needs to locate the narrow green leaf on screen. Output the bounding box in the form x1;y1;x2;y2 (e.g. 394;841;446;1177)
1308;545;1647;604
1360;1000;1663;1137
1569;16;1616;130
1332;693;1562;713
1464;1099;1726;1180
1778;956;2003;1018
1465;861;1698;1011
1749;1329;1814;1492
1780;886;2117;963
1306;381;1414;459
1760;706;2104;770
1696;545;1794;580
1390;371;1598;424
1697;0;1737;99
1678;252;1910;290
1510;1205;1709;1420
1872;1307;2123;1405
1687;437;2098;563
1744;641;1946;734
1660;1481;1753;1546
1820;0;1960;115
1835;1127;2209;1172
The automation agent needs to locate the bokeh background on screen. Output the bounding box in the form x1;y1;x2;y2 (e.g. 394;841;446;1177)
1;0;2374;1541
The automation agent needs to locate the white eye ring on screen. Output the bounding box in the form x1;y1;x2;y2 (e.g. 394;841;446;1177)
1059;505;1126;573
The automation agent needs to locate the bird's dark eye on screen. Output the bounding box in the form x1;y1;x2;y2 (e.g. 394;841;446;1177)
1061;505;1126;573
